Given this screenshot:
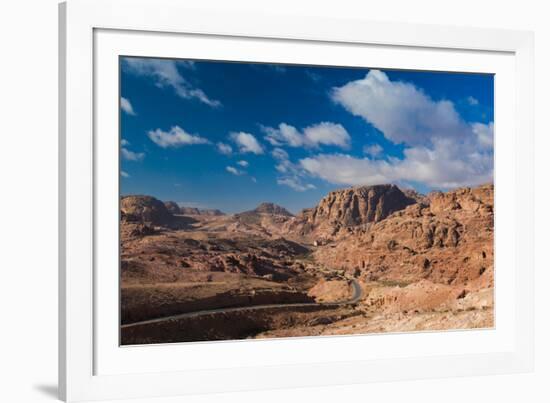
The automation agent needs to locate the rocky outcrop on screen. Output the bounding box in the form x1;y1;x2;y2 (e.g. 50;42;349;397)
309;184;415;226
178;206;225;216
121;195;174;226
164;201;181;214
288;184;416;239
180;206;201;215
312;184;494;289
251;202;293;217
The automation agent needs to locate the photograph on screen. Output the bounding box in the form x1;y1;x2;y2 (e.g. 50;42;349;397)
118;56;494;345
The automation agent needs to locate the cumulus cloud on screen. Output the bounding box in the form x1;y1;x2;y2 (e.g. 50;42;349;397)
226;166;244;176
277;178;316;192
121;139;130;146
270;147;315;192
472;122;494;149
230;132;264;154
332;70;466;146
263;122;350;149
363;144;383;158
123;58;221;107
121;147;145;161
271;147;298;174
271;147;289;161
120;97;136;115
148;126;210;148
326;69;494;189
301;133;494;189
237;160;249;167
217;142;233;155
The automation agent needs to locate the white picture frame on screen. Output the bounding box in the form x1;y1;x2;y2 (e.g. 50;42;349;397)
59;0;534;401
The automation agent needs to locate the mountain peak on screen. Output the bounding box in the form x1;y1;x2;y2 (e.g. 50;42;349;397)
306;183;416;228
253;202;293;217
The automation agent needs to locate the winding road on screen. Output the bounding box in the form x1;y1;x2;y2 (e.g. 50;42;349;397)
121;278;363;330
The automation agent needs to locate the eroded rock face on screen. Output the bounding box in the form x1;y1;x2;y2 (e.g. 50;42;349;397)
313;184;494;289
308;184;415;225
289;184;416;238
121;195;174;226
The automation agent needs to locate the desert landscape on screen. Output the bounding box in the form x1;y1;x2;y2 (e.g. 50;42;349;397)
120;183;494;345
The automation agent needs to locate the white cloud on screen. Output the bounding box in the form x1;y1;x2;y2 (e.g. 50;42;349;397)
147;126;210;148
121;139;130;146
363;144;383;158
264;123;303;147
332;70;465;146
121;147;145;161
120;97;136;115
237;160;249;167
123;58;221;107
472;122;494;149
271;147;289;161
263;122;350;149
301;135;494;189
467;96;480;106
277;178;316;192
269;147;315;191
217;142;233;155
226;166;244;176
271;147;298;174
230;132;264;154
327;69;494;189
304;122;351;149
121;171;130;178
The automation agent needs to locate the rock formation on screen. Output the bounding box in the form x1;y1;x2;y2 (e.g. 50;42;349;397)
164;201;181;215
179;206;201;215
121;195;174;226
313;184;494;289
288;184;416;239
251;202;294;217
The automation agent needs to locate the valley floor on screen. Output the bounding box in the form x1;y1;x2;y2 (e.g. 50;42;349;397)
120;209;493;344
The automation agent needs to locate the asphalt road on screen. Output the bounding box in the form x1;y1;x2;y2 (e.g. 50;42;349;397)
121;278;363;329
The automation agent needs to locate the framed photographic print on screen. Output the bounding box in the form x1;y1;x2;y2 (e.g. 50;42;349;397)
59;0;534;401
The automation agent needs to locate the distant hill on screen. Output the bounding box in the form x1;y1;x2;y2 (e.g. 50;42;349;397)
178;206;225;216
251;202;293;217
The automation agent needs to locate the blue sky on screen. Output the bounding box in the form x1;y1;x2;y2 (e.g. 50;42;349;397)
120;57;494;214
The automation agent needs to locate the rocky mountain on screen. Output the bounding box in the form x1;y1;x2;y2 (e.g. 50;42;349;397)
313;184;494;289
251;202;294;217
120;183;494;343
121;195;174;226
287;184;416;239
179;206;225;216
179;206;201;215
311;184;415;225
164;201;181;214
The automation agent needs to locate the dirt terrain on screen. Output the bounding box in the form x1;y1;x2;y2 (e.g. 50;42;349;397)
120;183;494;345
